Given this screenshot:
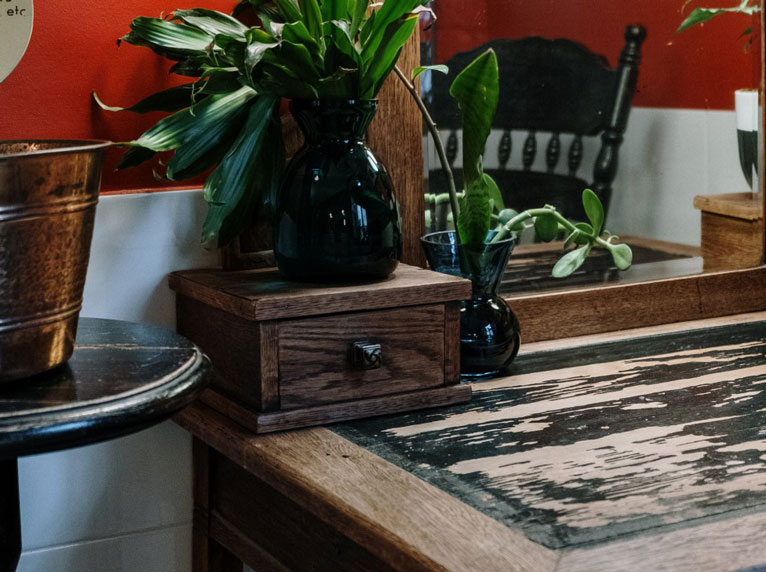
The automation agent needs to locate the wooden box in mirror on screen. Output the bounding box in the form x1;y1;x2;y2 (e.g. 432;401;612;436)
693;193;764;271
169;264;471;433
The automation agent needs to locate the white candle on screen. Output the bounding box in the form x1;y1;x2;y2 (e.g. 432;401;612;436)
735;89;759;132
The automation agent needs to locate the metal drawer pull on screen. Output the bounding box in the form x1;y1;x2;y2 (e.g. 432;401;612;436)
350;341;382;370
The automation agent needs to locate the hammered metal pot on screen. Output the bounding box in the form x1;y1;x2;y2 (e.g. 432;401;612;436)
0;140;110;382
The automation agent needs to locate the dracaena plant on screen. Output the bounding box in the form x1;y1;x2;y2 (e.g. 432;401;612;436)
677;0;760;33
397;49;633;278
97;0;428;248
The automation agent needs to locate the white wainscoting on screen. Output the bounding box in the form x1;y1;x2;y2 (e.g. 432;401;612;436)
17;190;217;572
16;106;747;571
425;107;748;246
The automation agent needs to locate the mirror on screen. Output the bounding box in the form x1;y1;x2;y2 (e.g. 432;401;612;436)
419;1;763;296
0;0;33;83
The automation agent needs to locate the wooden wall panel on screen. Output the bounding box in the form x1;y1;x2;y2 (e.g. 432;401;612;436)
368;29;426;268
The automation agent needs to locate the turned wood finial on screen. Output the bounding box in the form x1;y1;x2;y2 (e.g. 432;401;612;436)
593;24;647;211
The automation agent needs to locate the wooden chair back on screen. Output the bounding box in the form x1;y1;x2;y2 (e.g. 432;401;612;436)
427;25;646;220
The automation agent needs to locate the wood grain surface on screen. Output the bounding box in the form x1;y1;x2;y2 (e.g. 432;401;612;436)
508;265;766;342
699;211;764;271
201;385;471;434
694;192;763;221
175;403;557;572
278;305;446;409
335;319;766;554
169;264;471;322
368;28;425;268
177;312;766;570
176;294;265;410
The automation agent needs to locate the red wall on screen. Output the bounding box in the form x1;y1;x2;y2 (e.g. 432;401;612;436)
0;1;761;192
434;0;761;110
1;1;236;192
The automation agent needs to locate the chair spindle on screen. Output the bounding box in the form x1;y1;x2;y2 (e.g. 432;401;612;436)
546;133;561;173
498;130;512;169
568;135;583;176
522;131;536;171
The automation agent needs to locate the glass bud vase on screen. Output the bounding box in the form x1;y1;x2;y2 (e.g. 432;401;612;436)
274;99;402;281
421;231;521;378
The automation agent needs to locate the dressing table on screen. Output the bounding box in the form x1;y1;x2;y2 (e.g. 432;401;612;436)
177;311;766;571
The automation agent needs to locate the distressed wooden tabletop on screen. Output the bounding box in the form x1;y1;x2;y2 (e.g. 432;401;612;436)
175;313;766;571
0;318;210;458
334;315;766;562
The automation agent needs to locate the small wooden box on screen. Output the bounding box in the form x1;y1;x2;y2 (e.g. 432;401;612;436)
694;193;764;271
169;264;472;433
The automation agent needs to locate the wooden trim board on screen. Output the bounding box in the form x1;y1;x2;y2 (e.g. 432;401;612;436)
175;403;558;572
508;265;766;343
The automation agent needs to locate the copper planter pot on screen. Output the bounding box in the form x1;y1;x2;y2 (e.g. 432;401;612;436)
0;140;110;382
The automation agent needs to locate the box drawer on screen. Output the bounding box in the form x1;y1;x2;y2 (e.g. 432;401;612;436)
277;305;446;409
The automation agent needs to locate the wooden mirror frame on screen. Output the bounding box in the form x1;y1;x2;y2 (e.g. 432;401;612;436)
226;14;766;344
504;6;766;343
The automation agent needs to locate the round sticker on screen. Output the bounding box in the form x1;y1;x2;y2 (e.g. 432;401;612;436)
0;0;34;83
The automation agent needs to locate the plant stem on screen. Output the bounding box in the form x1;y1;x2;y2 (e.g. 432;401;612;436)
393;65;461;226
492;205;617;251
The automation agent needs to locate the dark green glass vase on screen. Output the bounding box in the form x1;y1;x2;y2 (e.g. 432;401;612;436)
274;99;402;281
421;231;521;378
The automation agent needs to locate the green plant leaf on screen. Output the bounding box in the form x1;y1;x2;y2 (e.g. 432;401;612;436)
201;71;243;94
128;86;256;152
116;146;157;169
582;188;604;236
172;8;248;37
282;21;321;52
484;172;504;212
218;111;285;245
318;67;358;97
256;8;283;37
266;30;320;76
274;0;302;22
552;245;590;278
573;222;596;244
299;0;324;53
349;0;369;39
563;226;592;248
677;8;723;32
362;15;418;98
677;0;759;33
609;243;633;270
201;96;278;248
497;208;521;229
324;21;361;76
457;174;491;247
169;59;205;77
360;0;422;60
122;17;215;58
320;0;348;22
411;64;448;80
534;213;559;242
246;40;279;81
166;99;249;180
93;84;199;114
449;48;499;187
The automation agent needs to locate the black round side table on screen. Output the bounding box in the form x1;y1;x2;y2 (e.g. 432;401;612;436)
0;318;211;572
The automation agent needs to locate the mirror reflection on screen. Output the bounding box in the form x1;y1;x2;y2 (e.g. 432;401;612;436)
419;1;762;295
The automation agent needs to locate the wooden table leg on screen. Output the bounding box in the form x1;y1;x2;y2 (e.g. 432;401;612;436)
192;438;241;572
0;458;20;572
